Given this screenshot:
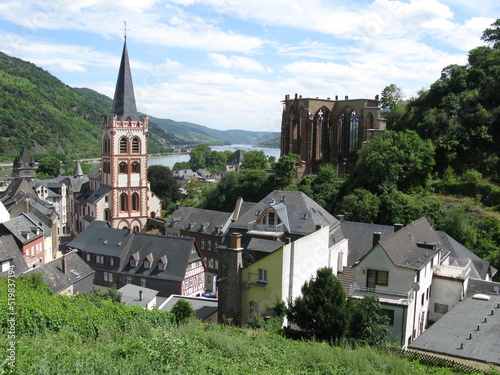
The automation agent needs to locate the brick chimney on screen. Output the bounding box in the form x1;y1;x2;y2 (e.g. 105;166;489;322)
62;256;67;274
373;232;382;248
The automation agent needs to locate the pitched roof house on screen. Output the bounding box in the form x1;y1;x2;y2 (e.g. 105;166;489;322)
218;190;348;326
67;220;207;298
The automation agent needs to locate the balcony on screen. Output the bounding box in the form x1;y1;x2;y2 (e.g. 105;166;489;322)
349;284;414;306
433;257;471;280
247;220;285;237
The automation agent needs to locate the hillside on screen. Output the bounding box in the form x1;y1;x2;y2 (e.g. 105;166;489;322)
0;275;463;374
0;51;280;160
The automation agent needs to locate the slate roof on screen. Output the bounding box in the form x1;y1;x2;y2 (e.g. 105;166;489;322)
230;190;340;236
376;217;441;270
111;39;139;121
409;294;500;365
118;284;158;307
119;232;201;282
167;206;232;235
0;214;43;245
28;252;94;293
467;278;500;296
340;221;395;266
66;220;131;257
437;231;496;280
0;234;28;275
0;178;36;208
229;150;244;166
161;294;218;320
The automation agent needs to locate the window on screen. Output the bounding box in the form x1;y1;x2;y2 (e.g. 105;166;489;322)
158;261;165;271
201;240;205;249
421;294;424;306
119;162;128;173
104;272;108;282
132;193;139;211
132;161;140;173
214;259;219;269
208;240;212;250
120;137;128;153
85;253;90;262
144;260;150;269
127;277;132;284
104;209;110;221
141;278;146;287
108;273;113;283
258;269;268;283
120;193;128;211
366;269;389;289
349;111;359;152
249;301;259;319
109;257;114;266
381;308;395;326
434;303;449;314
132;137;140;153
130;258;137;267
208;258;214;268
96;255;104;264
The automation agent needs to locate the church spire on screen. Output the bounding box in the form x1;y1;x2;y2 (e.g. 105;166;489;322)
111;38;139;121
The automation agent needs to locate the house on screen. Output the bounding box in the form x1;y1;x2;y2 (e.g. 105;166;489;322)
27;252;94;295
409;286;500;368
160;295;218;323
349;217;481;348
218;190;348;326
118;283;158;309
166;206;232;292
0;234;28;275
67;220;207;298
0;214;46;268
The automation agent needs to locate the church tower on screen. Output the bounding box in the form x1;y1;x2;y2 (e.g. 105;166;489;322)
100;37;160;232
13;146;37;179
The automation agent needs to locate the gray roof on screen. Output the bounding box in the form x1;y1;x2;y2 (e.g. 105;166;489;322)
111;39;139;121
0;234;28;274
231;190;340;236
0;178;36;208
229;150;244;166
0;214;43;245
467;278;500;297
161;294;218;320
437;231;496;280
119;233;200;282
66;220;131;257
167;206;232;235
377;217;441;270
118;283;158;307
340;221;395;266
409;294;500;365
28;252;94;293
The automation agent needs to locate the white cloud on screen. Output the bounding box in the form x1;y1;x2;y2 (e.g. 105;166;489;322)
208;53;267;72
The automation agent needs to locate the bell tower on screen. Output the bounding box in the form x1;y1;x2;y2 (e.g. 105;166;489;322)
101;37;153;232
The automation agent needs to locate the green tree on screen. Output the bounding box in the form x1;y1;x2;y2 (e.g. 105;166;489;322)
147;165;182;207
189;144;211;171
349;294;389;346
286;267;350;342
481;18;500;49
242;150;268;170
274;154;299;182
172;161;190;170
339;188;381;223
347;130;435;194
380;84;404;110
36;156;61;178
171;299;195;324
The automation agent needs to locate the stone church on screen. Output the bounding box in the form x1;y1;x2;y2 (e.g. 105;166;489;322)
70;37;161;236
280;94;386;175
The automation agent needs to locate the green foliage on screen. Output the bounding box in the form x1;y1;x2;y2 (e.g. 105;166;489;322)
347;130;435;194
241;150;268;170
147;165;182;207
172;161;191;170
339;188;381;223
36;156;61;179
287;267;350;342
274;153;299;182
381;84;405;110
171;299;196;324
349;294;390;346
482;18;500;49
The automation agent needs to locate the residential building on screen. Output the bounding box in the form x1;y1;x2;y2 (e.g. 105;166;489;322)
160;295;218;323
67;220;207;298
0;234;28;275
218;190;348;326
166;206;232;292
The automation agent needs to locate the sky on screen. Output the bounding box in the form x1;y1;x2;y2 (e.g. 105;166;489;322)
0;1;498;133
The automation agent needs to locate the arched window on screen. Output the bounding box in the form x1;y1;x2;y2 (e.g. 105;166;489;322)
132;161;140;173
133;225;140;232
339;113;345;155
120;138;128;154
132;137;140;153
150;211;156;219
103;136;111;154
104;208;110;221
120;193;128;211
119;162;128;173
132;193;139;211
349;111;359;152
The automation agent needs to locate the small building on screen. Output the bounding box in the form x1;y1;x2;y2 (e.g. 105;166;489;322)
118;283;158;309
160;294;218;323
0;234;28;275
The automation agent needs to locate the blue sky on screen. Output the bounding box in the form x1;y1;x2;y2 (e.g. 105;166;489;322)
0;0;498;132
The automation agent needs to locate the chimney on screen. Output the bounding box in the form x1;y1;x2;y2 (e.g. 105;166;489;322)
345;95;349;100
336;214;345;221
231;197;243;221
394;223;404;232
139;290;143;301
285;237;292;245
62;256;67;274
373;232;382;248
230;233;243;249
335;95;338;100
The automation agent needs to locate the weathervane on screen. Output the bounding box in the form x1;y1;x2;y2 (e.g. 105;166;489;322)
122;21;130;39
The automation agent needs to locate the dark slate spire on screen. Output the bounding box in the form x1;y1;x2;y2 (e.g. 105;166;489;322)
111;39;139;121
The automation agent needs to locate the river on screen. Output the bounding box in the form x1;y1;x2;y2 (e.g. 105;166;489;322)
148;144;281;168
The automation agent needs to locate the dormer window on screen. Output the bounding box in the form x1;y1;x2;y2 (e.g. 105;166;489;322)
130;258;137;267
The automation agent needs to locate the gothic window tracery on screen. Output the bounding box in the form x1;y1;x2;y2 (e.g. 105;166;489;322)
349;111;359;152
119;162;128;173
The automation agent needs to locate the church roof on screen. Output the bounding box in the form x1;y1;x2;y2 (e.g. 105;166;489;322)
111;39;139;121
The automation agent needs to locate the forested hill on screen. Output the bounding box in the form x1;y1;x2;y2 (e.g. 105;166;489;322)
0;51;279;159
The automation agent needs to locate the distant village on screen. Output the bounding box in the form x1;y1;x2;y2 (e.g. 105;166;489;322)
1;38;500;368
